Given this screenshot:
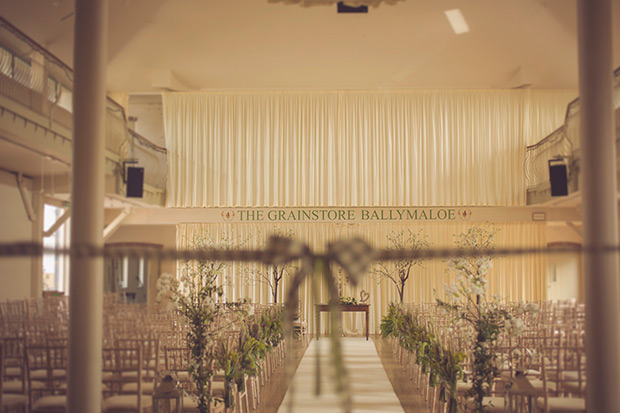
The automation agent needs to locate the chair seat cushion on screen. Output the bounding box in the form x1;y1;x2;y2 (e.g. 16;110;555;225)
456;381;472;391
528;379;557;392
3;379;45;393
32;395;67;410
121;381;155;394
560;371;582;381
102;371;117;381
121;370;153;379
561;380;586;394
102;395;153;411
5;357;22;367
5;366;22;376
177;371;190;382
1;393;29;407
536;396;586;412
31;369;66;379
183;396;198;409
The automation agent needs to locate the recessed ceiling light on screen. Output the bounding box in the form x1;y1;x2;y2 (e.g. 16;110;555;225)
445;9;469;35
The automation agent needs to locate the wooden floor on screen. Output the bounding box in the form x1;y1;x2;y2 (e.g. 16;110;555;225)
257;335;429;412
373;336;429;413
254;338;310;412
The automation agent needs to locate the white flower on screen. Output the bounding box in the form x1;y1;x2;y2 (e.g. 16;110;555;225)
506;317;525;338
444;283;459;299
469;282;486;296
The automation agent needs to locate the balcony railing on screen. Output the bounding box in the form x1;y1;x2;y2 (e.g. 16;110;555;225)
525;67;620;195
0;17;167;192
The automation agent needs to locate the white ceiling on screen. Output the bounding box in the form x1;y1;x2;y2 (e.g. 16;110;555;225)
2;0;619;93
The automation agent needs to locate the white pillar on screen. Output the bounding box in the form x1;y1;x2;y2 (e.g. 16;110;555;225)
30;177;43;298
68;0;107;412
577;1;620;412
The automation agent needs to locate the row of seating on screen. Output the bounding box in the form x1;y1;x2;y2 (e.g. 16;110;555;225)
390;300;586;413
0;296;300;412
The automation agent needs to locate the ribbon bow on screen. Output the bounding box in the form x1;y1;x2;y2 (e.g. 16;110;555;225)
265;236;374;413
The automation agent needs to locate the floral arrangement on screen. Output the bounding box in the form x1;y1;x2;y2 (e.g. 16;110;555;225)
157;232;252;413
339;296;358;305
371;229;431;303
215;326;264;409
437;225;538;412
380;303;465;413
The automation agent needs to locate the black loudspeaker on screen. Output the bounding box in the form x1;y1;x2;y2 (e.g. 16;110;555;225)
126;167;144;198
548;161;568;196
337;2;368;13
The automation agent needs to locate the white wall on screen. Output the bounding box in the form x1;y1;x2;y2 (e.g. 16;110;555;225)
0;170;34;300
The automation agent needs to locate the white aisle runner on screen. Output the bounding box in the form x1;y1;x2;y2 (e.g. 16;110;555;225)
278;338;404;412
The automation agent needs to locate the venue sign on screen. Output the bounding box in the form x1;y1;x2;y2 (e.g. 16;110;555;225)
126;206;581;225
226;207;467;223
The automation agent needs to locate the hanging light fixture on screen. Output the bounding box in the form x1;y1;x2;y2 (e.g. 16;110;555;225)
268;0;405;8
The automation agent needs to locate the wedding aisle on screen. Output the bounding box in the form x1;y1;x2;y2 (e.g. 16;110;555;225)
278;337;404;412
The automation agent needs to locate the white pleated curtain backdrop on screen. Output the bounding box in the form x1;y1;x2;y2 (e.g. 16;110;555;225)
177;222;546;336
163;90;575;207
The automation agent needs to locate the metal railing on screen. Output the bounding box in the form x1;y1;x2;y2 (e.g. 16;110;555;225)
525;68;620;192
0;17;167;192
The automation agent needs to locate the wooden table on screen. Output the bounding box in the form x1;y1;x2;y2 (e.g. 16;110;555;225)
315;303;370;340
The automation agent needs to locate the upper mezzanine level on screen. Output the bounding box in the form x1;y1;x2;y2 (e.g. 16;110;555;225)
0;17;167;208
526;68;620;207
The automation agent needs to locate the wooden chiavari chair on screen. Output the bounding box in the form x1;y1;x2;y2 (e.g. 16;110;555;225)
102;346;152;412
1;342;29;413
26;344;67;413
534;344;585;413
116;336;160;396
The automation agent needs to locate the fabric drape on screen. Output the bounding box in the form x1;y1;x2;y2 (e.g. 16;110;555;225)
163;89;575;207
177;222;546;335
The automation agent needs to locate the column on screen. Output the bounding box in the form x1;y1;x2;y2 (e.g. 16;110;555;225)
68;0;107;412
577;1;620;412
30;177;42;298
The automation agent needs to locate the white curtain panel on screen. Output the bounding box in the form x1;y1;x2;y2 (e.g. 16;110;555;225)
177;221;546;335
163;89;575;208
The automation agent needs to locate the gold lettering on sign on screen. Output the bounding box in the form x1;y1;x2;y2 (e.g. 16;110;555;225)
235;208;460;222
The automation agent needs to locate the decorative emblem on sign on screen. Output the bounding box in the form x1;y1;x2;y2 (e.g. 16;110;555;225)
359;290;370;303
457;209;472;220
221;210;235;221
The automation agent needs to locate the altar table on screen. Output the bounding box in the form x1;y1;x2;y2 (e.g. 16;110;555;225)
314;303;370;340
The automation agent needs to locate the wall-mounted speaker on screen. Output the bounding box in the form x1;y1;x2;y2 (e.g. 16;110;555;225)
126;167;144;198
548;160;568;197
337;1;368;13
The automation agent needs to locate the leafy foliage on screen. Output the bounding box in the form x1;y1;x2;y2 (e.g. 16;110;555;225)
162;232;253;413
380;303;465;413
437;225;537;412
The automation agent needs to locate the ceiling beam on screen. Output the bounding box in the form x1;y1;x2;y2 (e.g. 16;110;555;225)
103;208;132;241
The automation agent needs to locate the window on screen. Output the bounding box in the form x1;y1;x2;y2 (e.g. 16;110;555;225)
42;204;70;293
105;253;149;304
